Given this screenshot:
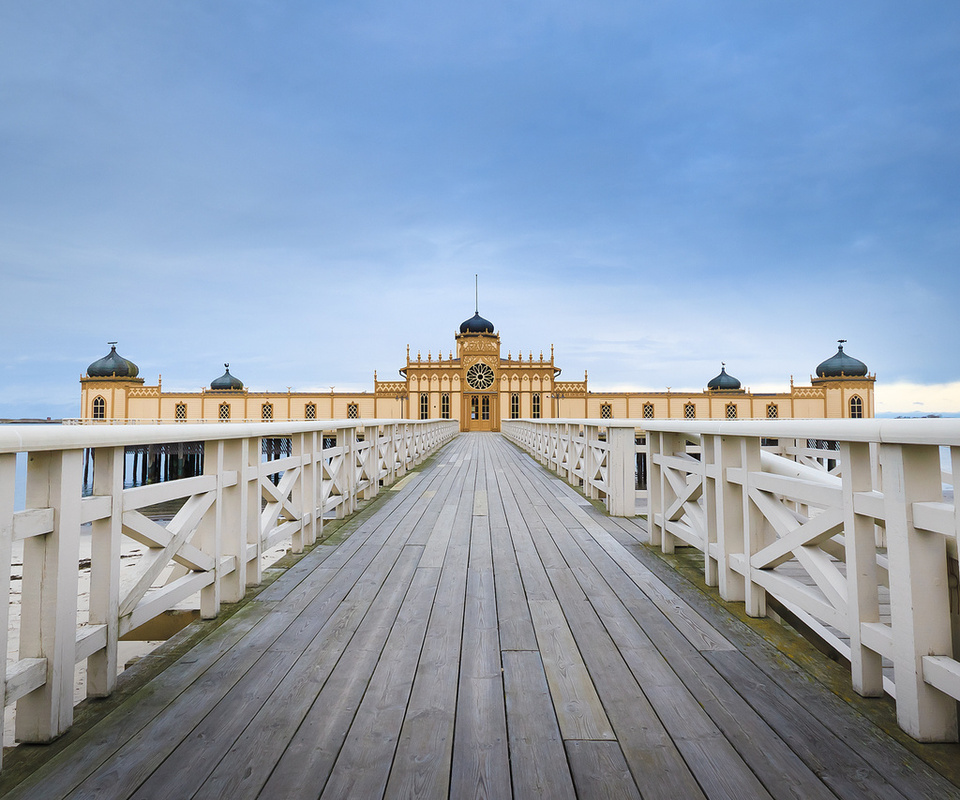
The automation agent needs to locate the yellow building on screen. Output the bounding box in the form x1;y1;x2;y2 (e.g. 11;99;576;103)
80;316;875;429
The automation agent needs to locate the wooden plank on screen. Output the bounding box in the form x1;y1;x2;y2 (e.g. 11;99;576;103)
564;740;642;800
636;544;960;798
257;546;425;798
556;494;736;652
320;566;440;799
1;600;273;800
508;439;861;800
450;449;512;799
78;544;424;799
542;564;706;800
384;445;476;799
502;650;576;799
188;550;426;799
707;649;918;800
526;598;615;742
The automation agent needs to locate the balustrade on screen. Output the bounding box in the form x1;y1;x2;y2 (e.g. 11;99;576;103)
0;418;457;765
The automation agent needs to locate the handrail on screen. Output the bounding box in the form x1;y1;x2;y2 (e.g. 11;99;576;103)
0;418;458;766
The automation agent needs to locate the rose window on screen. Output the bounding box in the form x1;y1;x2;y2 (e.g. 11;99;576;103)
466;363;495;390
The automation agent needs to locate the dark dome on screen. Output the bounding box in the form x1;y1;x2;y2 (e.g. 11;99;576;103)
459;312;495;334
707;365;741;391
210;363;244;391
816;342;868;378
87;343;139;378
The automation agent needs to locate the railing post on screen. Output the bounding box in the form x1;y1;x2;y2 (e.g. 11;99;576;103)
289;433;307;554
338;426;357;518
0;453;15;766
383;424;397;484
657;432;684;553
305;430;320;545
363;424;380;499
242;437;261;587
17;449;83;743
87;445;123;697
841;441;884;697
740;435;766;617
882;442;958;740
606;425;635;517
648;431;664;547
199;440;223;619
217;437;247;601
716;434;746;603
701;433;719;588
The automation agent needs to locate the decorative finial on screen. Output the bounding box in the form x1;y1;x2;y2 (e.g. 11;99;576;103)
108;341;118;348
224;363;230;370
475;273;479;314
838;339;847;349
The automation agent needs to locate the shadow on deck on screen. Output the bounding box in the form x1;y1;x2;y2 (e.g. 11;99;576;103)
2;433;959;799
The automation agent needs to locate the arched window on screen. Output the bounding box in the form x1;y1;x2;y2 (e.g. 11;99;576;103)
532;393;541;419
262;403;273;421
420;393;429;420
219;403;231;421
766;404;778;419
175;402;187;421
642;403;654;419
600;403;613;419
850;395;863;419
347;403;359;419
441;393;450;419
725;404;738;419
92;396;106;420
305;403;317;420
511;393;520;419
684;403;696;419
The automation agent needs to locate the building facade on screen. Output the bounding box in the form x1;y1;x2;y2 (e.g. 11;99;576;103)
80;316;875;429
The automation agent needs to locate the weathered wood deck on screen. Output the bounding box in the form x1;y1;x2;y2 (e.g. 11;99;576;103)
3;433;959;799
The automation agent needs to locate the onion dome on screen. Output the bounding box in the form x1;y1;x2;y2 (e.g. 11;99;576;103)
210;363;244;390
86;342;139;378
816;341;868;378
707;364;741;391
459;311;495;334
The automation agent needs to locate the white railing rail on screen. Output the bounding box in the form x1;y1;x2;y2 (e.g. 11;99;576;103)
0;418;457;764
501;419;639;515
644;418;959;743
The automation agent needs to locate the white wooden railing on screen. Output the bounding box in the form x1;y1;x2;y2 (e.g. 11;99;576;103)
504;417;960;743
644;418;959;743
501;419;641;515
0;418;457;764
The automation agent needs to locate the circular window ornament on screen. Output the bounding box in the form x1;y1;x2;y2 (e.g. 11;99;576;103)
466;362;495;390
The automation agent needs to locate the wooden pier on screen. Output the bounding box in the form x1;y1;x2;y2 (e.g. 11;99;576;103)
3;433;959;799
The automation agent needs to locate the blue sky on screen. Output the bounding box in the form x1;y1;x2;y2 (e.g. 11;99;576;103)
1;1;958;418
